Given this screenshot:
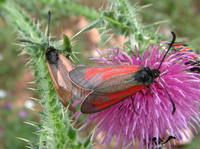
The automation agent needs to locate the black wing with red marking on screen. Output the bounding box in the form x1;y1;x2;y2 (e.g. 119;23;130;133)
171;42;198;59
69;65;146;113
69;65;142;91
81;84;145;113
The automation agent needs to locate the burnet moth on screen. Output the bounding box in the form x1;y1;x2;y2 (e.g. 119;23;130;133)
69;32;177;114
171;42;200;72
171;42;198;59
44;11;73;106
45;11;90;106
152;136;176;149
20;11;88;107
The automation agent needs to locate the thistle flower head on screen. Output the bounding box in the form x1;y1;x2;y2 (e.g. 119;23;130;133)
80;46;200;149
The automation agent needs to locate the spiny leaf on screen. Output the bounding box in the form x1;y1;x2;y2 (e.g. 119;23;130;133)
63;34;72;58
67;127;77;141
71;19;101;39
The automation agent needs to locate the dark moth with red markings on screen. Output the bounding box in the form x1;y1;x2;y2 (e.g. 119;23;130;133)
45;12;90;106
45;46;73;105
69;32;176;114
72;36;200;149
171;42;198;59
69;65;160;113
21;11;90;107
46;46;90;105
42;11;74;105
171;42;200;72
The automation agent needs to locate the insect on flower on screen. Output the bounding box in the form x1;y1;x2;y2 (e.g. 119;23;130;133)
171;42;200;72
152;136;176;149
69;32;177;114
80;41;200;149
171;42;198;59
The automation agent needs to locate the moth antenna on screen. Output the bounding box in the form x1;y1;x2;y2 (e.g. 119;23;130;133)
157;32;176;70
159;77;176;114
47;11;51;47
162;136;176;145
20;11;52;48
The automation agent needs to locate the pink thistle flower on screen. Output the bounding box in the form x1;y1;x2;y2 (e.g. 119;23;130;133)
78;46;200;149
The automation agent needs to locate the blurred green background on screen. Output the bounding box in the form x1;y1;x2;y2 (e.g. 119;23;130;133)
0;0;200;149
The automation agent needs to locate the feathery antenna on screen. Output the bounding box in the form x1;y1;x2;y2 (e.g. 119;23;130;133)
157;32;176;70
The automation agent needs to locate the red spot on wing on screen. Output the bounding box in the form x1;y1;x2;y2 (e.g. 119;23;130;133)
186;52;198;59
179;47;192;52
172;43;198;59
173;46;182;49
102;65;140;80
107;84;145;98
85;67;113;80
172;42;184;46
92;96;125;109
92;84;145;109
84;65;140;80
176;47;197;59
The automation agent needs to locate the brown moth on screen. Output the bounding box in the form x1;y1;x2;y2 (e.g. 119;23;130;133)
45;11;91;107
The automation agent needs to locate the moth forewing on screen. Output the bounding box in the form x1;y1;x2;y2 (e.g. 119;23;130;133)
47;52;91;107
46;59;72;105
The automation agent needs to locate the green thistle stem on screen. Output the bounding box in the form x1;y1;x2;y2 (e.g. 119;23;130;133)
3;1;91;149
2;0;161;148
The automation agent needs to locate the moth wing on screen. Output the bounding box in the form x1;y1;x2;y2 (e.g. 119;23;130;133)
69;65;141;92
58;54;91;98
46;62;60;90
47;54;90;105
81;84;145;114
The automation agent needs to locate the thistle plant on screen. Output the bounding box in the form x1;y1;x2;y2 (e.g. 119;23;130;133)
2;0;200;149
3;1;91;149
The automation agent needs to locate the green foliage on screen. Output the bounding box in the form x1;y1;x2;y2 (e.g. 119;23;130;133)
0;25;22;90
0;1;179;148
63;35;72;58
139;0;200;49
3;1;91;149
1;0;200;149
0;107;37;149
75;0;160;52
13;0;99;21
